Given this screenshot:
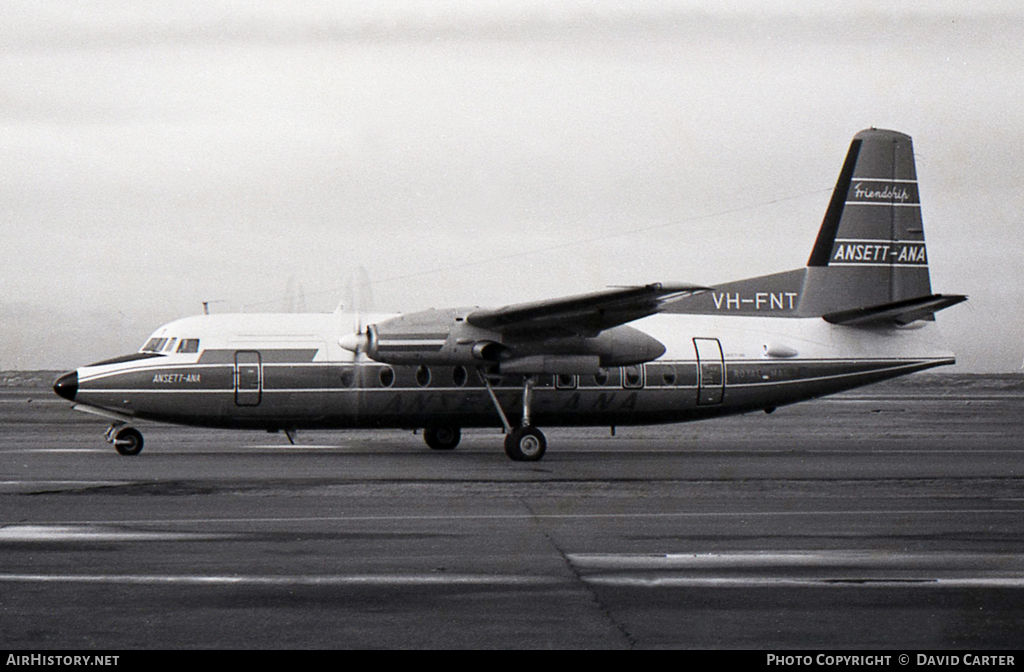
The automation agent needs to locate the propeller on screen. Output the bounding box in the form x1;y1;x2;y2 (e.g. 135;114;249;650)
339;329;371;354
338;266;375;355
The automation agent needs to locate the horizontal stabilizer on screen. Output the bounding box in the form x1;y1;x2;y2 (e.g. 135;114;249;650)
823;293;967;326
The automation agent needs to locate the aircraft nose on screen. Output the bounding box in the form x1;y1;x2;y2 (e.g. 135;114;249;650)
53;371;78;402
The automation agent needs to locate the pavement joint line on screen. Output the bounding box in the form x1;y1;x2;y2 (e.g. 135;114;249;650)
1;508;1021;528
3;573;1023;589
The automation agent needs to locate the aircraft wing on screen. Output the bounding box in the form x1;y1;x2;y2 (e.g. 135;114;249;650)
465;283;707;338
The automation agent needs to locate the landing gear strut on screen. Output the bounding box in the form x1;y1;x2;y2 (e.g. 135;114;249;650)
479;368;547;462
106;423;144;456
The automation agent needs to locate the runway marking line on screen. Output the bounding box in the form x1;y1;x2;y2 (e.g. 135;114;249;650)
583;577;1024;588
0;480;130;493
567;551;1024;569
5;449;108;454
0;573;560;587
0;525;232;542
568;552;1024;589
0;480;126;486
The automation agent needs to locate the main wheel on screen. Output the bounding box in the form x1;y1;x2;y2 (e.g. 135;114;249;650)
113;427;144;456
424;426;461;451
504;425;546;462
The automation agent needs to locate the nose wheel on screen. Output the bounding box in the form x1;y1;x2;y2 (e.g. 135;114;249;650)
106;423;144;456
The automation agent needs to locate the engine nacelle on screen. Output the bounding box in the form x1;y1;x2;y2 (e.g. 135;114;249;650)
360;308;503;366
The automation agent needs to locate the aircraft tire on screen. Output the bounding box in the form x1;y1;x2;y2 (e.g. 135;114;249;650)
504;425;546;462
113;427;144;456
424;426;461;451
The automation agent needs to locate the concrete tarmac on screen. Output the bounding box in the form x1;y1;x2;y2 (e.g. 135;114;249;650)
1;377;1023;649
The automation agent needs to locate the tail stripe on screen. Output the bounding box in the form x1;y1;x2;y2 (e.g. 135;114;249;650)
829;263;929;268
834;238;923;244
845;202;921;208
807;139;862;267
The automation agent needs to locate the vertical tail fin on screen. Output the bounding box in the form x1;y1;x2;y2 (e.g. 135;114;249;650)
661;128;964;323
801;128;936;315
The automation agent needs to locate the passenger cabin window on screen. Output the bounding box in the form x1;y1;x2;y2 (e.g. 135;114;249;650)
623;365;644;388
556;374;577;389
176;339;200;353
646;363;677;386
339;367;354;388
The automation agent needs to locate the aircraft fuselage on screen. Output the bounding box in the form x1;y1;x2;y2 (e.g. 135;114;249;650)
57;311;953;434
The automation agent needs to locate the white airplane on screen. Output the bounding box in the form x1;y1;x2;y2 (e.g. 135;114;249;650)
53;128;965;461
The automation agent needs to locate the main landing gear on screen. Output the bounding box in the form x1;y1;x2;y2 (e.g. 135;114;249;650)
423;426;461;451
503;425;547;462
105;422;144;456
480;369;547;462
420;373;547;461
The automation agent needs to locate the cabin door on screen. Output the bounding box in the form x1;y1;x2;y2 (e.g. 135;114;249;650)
234;350;262;406
693;338;724;405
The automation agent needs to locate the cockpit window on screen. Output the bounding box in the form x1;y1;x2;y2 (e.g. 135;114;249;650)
142;338;168;352
163;338;178;352
176;339;200;353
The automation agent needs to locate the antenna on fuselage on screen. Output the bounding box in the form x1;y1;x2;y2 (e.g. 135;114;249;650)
202;300;226;315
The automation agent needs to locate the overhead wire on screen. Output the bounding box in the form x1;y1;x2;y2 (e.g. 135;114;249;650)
226;186;832;311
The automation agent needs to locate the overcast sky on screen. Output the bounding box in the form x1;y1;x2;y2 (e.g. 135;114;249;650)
2;1;1022;371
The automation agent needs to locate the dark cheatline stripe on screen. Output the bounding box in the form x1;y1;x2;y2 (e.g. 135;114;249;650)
86;352;165;367
376;343;446;352
197;349;319;364
379;332;449;340
725;358;935;386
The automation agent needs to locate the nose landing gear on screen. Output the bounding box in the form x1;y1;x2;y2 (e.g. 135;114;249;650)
105;423;144;456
